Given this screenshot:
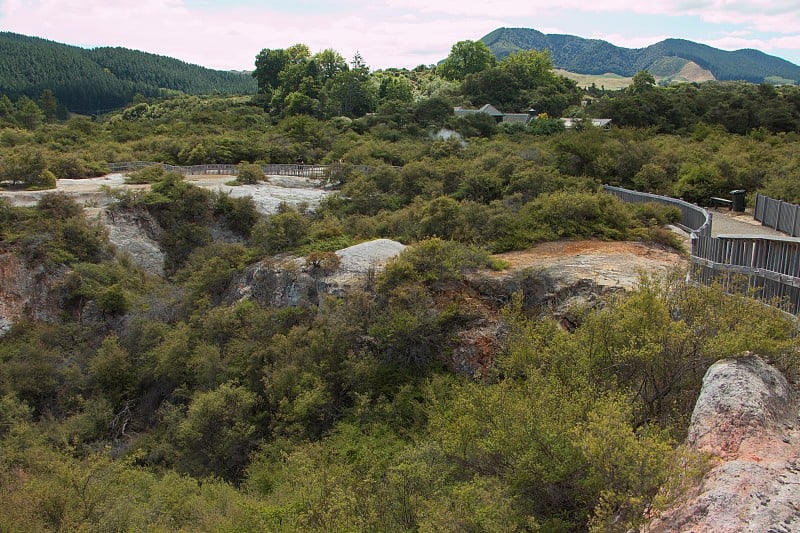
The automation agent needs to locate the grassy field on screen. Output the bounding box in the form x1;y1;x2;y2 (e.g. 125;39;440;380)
556;69;633;90
557;60;716;90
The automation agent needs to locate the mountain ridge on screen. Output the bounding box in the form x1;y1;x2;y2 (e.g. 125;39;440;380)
480;28;800;84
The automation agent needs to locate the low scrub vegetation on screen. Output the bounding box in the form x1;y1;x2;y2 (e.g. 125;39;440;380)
2;48;800;531
1;188;797;530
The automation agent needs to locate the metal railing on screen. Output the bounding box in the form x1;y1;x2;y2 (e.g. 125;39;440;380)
604;185;800;315
602;185;712;254
754;193;800;237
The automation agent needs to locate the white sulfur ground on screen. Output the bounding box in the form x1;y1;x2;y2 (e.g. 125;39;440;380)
0;173;333;214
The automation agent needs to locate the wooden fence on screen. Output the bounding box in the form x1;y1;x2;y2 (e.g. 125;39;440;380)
754;193;800;237
107;161;375;180
603;185;800;315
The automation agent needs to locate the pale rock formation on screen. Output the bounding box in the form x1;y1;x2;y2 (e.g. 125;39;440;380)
101;208;164;276
644;355;800;533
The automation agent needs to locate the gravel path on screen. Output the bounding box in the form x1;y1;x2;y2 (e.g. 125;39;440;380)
709;208;788;238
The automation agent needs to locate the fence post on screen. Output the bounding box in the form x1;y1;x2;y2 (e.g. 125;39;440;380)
755;192;762;224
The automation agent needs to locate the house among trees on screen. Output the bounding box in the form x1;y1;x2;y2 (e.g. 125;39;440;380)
560;117;613;130
454;104;538;125
454;104;611;130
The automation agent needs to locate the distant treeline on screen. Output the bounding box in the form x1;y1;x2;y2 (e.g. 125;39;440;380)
0;32;257;114
588;78;800;134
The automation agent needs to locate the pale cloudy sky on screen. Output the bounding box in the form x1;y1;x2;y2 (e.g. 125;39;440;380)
1;0;799;71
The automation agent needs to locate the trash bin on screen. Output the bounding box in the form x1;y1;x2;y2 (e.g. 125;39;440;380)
730;189;746;212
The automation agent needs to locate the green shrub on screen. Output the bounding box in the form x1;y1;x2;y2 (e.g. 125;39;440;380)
527;116;565;135
49;154;88;179
377;238;494;294
304;251;341;276
235;163;267;184
631;202;682;226
250;205;310;253
522;191;635;241
175;242;255;303
36;192;82;219
27;169;57;190
213;192;260;237
97;285;130;315
126;165;168;184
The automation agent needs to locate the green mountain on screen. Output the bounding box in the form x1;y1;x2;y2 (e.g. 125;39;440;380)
481;28;800;84
0;32;257;114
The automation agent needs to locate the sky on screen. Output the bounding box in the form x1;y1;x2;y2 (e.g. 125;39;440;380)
1;0;800;71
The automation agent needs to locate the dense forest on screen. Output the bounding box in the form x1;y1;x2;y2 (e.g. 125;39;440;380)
481;27;800;84
0;33;256;114
1;41;800;531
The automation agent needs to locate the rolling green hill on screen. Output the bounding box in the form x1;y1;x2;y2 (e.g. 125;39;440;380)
481;28;800;84
0;32;257;114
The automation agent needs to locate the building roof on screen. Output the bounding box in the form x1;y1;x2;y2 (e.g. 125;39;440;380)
453;106;478;117
501;113;532;124
478;104;503;117
453;104;535;123
560;118;612;129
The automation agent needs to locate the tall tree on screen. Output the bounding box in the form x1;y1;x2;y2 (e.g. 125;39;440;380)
14;95;44;130
629;70;656;95
38;89;58;122
314;48;348;81
499;49;555;87
253;48;288;92
328;53;375;117
438;40;497;81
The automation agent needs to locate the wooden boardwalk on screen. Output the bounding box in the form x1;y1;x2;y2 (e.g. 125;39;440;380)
710;210;786;238
603;185;800;315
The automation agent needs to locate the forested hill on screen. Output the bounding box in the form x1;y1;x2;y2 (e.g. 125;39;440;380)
481;27;800;84
0;32;257;114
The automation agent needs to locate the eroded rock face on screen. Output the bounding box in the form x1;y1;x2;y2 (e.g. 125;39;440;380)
100;208;164;277
644;355;800;533
226;259;320;308
225;239;409;308
0;252;68;335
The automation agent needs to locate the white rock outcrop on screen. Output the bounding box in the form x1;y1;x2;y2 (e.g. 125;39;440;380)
334;239;407;274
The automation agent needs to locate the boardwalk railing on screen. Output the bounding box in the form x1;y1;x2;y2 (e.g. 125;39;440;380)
604;185;800;315
107;161;375;180
602;185;712;254
754;193;800;237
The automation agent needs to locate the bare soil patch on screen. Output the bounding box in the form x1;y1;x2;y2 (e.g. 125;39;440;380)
492;240;688;289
